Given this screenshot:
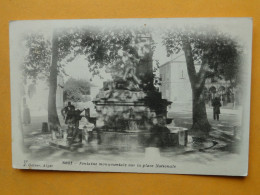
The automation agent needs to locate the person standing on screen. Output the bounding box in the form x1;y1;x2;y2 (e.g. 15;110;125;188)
61;102;75;124
149;116;170;147
212;96;222;121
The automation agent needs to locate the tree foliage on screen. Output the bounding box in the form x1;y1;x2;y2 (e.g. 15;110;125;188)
163;27;242;85
77;27;154;79
21;26;155;128
22;33;51;81
22;27;153;82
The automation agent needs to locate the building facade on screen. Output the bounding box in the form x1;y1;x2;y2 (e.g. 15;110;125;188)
159;54;193;106
159;54;237;110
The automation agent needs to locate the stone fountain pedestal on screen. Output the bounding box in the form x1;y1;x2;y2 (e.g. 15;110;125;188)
93;86;157;131
91;79;185;148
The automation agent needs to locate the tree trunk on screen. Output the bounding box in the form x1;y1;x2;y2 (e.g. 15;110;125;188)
191;89;211;134
181;35;211;135
48;30;60;131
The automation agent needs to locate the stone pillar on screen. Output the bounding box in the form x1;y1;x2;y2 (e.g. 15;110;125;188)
178;129;188;146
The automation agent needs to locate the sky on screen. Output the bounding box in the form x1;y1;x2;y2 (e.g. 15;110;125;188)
64;56;111;87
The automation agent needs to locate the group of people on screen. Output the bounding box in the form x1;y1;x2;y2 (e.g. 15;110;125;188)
61;102;96;144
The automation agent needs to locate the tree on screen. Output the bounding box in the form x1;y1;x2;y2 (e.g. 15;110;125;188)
22;27;154;130
22;29;83;130
47;30;60;130
79;28;155;90
163;27;242;134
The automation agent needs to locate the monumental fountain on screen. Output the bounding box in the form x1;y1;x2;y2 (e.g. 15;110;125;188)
90;56;177;149
49;44;188;150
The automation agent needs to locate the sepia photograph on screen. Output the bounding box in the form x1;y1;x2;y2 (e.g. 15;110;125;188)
9;18;252;176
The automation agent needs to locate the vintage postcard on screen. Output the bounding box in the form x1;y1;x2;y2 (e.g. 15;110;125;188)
10;18;252;176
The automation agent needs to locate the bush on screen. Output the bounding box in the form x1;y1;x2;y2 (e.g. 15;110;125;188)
64;78;92;102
